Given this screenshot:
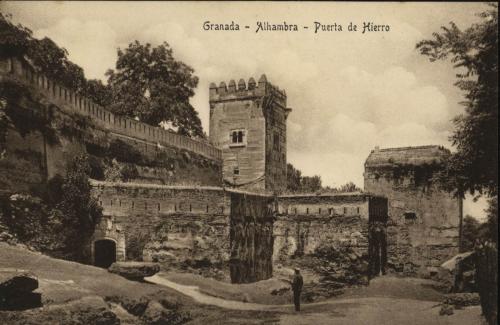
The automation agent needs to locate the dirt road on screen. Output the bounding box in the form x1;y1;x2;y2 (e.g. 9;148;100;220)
148;273;484;325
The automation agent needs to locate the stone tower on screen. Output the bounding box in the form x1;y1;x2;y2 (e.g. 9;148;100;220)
209;75;292;194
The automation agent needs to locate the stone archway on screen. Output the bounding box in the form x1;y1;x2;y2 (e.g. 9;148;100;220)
93;239;117;268
91;216;126;265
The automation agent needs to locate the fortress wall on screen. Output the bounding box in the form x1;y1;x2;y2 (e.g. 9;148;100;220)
90;181;231;266
0;126;45;194
0;56;222;189
274;194;370;265
90;181;275;283
2;56;221;161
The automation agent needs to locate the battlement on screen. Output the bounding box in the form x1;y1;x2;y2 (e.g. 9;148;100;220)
209;74;287;107
0;56;222;161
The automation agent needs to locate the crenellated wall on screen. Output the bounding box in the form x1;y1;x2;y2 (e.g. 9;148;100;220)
0;56;223;191
0;56;221;161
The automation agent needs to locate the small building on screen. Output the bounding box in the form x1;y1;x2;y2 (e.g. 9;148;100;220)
364;145;461;276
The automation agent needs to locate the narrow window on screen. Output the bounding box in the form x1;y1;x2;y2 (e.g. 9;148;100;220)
274;132;280;151
158;203;161;211
306;208;309;215
343;207;347;214
237;131;244;143
357;207;360;214
404;212;417;223
132;201;135;209
318;208;322;214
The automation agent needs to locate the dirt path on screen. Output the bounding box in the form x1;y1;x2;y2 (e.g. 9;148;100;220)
147;274;484;325
146;274;286;311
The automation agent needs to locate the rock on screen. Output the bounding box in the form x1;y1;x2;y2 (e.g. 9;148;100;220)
271;286;290;296
443;293;480;308
108;262;160;281
0;272;38;296
54;296;120;325
0;272;41;311
141;300;178;325
1;292;42;310
108;296;150;317
439;304;454;316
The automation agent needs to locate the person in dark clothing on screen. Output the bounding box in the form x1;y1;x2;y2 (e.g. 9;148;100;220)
291;268;303;311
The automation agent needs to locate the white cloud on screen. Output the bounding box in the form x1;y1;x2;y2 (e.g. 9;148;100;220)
35;19;118;80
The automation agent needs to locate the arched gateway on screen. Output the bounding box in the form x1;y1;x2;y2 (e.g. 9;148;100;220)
91;217;126;267
93;239;117;268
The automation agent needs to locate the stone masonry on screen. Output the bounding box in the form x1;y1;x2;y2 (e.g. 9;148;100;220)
364;145;461;276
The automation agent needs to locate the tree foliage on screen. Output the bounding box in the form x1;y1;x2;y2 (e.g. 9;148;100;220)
336;181;362;193
56;154;102;261
105;41;203;137
416;4;498;198
286;163;323;193
1;14;202;137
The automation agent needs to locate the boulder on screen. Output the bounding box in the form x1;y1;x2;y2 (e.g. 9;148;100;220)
0;272;38;296
0;272;41;310
439;304;454;316
108;262;160;281
443;293;480;308
141;300;174;325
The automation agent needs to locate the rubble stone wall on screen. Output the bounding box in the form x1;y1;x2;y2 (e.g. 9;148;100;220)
364;146;460;276
274;194;371;263
91;182;276;283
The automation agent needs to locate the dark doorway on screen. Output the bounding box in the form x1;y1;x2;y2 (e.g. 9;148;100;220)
368;196;388;278
94;239;116;268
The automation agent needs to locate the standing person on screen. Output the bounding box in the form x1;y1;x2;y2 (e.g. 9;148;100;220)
291;268;303;312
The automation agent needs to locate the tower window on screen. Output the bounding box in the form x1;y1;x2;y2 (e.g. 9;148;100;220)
273;132;280;151
404;212;417;223
233;167;240;175
229;129;246;147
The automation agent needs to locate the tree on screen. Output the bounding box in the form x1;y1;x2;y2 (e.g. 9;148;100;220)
481;197;498;245
286;163;323;193
286;163;302;192
416;4;498;198
336;181;362;193
300;175;323;193
56;154;102;261
106;41;203;137
462;215;481;251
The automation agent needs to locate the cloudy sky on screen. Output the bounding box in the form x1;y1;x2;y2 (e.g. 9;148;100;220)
1;1;490;218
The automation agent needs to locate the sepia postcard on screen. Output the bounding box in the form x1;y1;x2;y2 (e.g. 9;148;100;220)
0;1;498;324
